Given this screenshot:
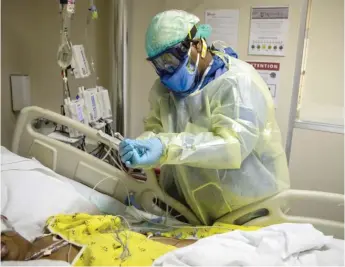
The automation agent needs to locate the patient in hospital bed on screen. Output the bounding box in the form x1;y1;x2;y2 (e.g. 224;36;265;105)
3;214;343;267
1;215;80;263
0;146;196;265
1;212;262;266
2;146;237;265
2;147;343;266
1;213;196;265
0;146;262;265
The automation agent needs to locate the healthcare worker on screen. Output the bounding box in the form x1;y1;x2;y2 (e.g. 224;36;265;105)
119;10;290;225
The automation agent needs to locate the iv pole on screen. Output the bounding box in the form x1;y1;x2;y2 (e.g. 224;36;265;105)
57;0;75;107
112;0;129;137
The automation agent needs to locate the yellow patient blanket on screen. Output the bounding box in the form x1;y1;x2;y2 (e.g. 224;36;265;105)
46;214;260;266
46;213;175;266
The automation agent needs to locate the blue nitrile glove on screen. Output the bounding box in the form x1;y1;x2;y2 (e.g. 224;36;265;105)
119;138;163;168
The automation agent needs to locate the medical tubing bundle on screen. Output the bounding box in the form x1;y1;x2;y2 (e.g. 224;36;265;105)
84;0;99;86
90;175;247;232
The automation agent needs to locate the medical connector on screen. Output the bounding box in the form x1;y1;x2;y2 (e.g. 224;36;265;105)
96;130;121;149
125;192;140;209
61;69;71;99
89;5;98;20
113;132;124;141
93;121;106;131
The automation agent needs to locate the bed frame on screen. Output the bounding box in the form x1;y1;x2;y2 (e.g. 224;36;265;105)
12;106;344;239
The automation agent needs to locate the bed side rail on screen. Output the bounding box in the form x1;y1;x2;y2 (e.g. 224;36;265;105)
217;189;344;239
12;106;201;225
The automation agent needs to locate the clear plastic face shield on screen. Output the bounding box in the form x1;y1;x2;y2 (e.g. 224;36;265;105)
147;25;199;77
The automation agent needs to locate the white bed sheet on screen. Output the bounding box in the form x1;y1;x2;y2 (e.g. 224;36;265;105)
0;147;180;238
0;146;129;212
1;147;102;241
154;223;344;266
1;146;108;202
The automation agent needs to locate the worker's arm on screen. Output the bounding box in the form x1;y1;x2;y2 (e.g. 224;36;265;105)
138;82;261;169
144;113;259;169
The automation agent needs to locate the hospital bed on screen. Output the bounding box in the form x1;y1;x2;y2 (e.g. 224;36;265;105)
11;106;345;241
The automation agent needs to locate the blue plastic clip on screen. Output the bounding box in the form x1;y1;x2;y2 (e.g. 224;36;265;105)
125;192;140;209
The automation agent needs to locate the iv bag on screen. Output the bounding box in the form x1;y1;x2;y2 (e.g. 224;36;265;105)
57;42;72;69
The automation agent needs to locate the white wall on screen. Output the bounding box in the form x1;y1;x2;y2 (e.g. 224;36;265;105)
1;0;111;149
128;0;166;137
298;0;344;125
288;0;344;201
128;0;306;148
288;128;344;221
289;129;344;194
300;0;344;125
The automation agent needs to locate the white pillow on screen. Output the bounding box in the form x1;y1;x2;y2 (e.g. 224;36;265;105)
1;147;100;241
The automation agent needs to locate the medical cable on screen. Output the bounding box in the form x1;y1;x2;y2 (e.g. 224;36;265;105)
61;69;71;100
57;1;74;102
90;182;239;239
67;243;72;263
108;152;126;172
90;177;132;261
90;175;250;234
84;0;99;86
108;216;131;261
96;143;126;172
84;181;132;263
86;175;257;258
90;176;187;230
101;148;111;161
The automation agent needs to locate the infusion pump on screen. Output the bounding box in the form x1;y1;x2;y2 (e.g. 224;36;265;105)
63;86;112;138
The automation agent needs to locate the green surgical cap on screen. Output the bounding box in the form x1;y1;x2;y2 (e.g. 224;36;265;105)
145;10;212;58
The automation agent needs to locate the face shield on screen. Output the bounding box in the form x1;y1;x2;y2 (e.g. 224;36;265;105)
147;43;189;76
147;26;198;77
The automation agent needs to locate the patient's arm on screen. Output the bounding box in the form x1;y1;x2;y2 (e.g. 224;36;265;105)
151;237;197;248
1;231;79;263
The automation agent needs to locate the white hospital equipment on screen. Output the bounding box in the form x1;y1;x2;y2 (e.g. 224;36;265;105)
77;86;112;124
56;0;104;131
40;0;116;152
60;86;113;139
10;75;31;112
63;97;88;137
11;106;345;240
97;86;112;120
70;44;91;79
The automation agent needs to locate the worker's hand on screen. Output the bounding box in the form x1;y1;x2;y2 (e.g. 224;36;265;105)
119;138;163;168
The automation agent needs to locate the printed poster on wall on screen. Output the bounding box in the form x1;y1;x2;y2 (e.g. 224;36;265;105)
247;61;280;106
205;9;240;50
248;6;289;56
